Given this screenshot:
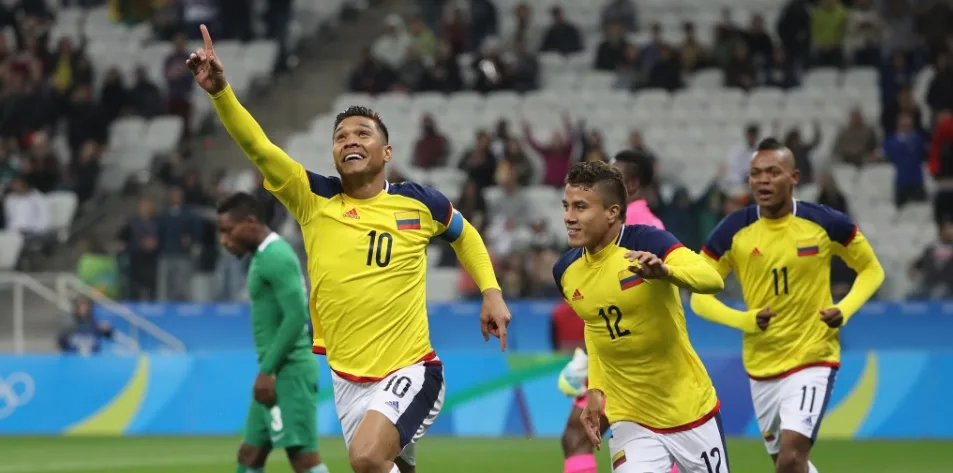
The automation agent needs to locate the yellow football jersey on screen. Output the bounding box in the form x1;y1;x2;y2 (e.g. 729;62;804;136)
698;201;881;379
553;225;721;431
265;162;462;380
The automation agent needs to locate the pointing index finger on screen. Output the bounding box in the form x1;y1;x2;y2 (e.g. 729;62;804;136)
200;24;214;53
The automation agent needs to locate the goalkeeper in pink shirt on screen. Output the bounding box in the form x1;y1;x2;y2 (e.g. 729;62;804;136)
557;149;677;473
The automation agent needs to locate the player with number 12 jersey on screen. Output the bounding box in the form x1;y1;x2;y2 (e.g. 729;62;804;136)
691;138;884;473
553;161;730;473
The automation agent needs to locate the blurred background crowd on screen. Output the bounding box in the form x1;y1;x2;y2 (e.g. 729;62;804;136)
3;0;953;324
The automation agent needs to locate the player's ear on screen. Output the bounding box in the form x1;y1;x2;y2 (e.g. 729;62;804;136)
791;168;800;186
607;203;621;223
383;144;392;164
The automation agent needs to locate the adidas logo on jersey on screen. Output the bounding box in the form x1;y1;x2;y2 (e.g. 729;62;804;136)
344;208;360;219
751;248;762;256
385;400;399;412
571;289;584;301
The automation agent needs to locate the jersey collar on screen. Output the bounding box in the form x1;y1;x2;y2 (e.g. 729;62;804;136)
257;232;280;252
584;227;626;265
756;199;798;219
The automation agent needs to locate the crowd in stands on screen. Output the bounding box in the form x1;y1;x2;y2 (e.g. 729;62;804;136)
79;0;953;303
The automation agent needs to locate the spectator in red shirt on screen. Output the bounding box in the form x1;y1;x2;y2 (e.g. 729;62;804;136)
413;115;450;169
929;110;953;223
550;300;584;354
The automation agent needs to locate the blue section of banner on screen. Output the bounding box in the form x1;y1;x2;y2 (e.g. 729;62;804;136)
93;301;953;353
0;352;951;438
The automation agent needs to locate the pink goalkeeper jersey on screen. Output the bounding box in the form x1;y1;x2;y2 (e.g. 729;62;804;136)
626;200;665;229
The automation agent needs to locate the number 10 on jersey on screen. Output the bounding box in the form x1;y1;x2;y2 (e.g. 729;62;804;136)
366;230;393;267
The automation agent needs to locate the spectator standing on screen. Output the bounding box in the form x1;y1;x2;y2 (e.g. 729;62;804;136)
413;115;450;169
66;85;107;155
594;21;629;71
458;130;498;189
441;4;470;56
68;140;101;204
928;110;953;223
639;23;666;74
724;42;757;90
882;87;924;135
744;14;775;68
883;113;928;209
505;38;540;92
678;22;707;73
156;187;197;301
468;0;499;53
3;176;51;236
784;123;821;185
600;0;637;32
349;48;396;94
816;172;850;215
419;41;463;92
455;180;488;232
128;66;164;119
845;0;883;66
373;15;412;69
165;34;194;143
118;197;159;300
499;138;534;186
810;0;848;67
762;48;801;88
724;124;760;189
614;43;643;90
539;7;583;55
908;219;953;299
927;54;953;123
646;45;683;91
833;108;879;166
523;117;578;187
99;68;128;125
880;51;915;107
408;15;438;59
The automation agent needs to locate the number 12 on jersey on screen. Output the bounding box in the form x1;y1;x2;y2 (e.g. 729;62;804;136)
598;305;630;340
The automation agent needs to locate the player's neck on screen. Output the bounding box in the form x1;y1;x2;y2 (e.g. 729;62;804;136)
587;222;623;255
341;173;387;200
759;198;794;220
250;227;273;252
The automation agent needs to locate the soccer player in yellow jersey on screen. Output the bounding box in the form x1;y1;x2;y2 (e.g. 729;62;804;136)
690;138;885;473
187;25;511;473
553;161;730;473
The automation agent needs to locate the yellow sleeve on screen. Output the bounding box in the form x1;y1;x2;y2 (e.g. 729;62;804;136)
449;216;501;293
210;85;326;223
831;230;884;324
689;251;762;334
662;246;724;294
583;330;605;393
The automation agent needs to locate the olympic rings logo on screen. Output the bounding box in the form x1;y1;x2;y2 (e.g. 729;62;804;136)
0;372;35;419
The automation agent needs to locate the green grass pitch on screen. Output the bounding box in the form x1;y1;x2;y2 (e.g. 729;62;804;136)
0;436;949;472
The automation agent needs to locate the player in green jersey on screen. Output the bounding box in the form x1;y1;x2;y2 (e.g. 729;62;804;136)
216;192;330;473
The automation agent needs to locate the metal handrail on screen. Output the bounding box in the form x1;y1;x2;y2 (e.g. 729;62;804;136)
0;272;186;353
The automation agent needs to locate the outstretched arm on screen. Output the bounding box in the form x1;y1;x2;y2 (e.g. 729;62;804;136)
661;246;724;294
689;250;762;333
189;24;328;223
210;86;299;188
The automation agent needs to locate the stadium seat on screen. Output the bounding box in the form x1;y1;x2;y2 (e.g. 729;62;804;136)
45;192;79;241
0;231;24;270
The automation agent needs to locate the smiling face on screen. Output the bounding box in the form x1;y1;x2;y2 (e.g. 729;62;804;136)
749;148;798;212
332;115;391;178
562;184;621;249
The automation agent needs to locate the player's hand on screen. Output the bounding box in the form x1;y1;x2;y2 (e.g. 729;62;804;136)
819;307;844;328
253;373;277;407
186;24;227;95
480;288;511;351
624;251;670;279
756;306;775;331
580;389;605;450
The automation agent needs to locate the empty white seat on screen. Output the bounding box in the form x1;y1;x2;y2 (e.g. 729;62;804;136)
144;116;184;154
108;117;147;150
0;231;23;270
45;191;78;240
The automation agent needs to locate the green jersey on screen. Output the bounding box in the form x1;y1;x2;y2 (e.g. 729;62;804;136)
247;233;315;376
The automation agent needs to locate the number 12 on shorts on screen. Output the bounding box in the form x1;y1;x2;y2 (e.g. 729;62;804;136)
700;446;722;473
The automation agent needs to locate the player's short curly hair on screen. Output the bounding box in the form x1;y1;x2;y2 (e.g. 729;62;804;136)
757;137;785;151
216;192;263;221
334;105;390;143
565;160;628;222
